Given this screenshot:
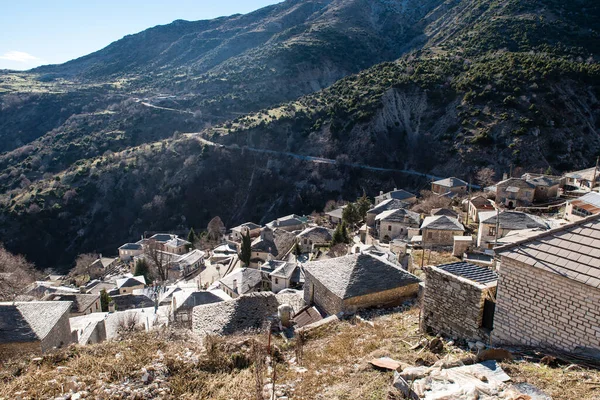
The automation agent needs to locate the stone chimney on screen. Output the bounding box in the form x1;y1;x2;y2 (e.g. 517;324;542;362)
261;227;274;242
379;191;384;196
79;286;87;294
502;172;508;181
108;301;115;313
278;304;294;328
232;279;238;294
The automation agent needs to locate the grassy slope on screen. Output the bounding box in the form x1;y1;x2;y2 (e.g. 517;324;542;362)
1;308;599;399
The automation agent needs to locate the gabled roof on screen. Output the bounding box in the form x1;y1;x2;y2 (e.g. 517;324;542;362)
219;268;263;295
325;207;345;219
119;243;143;251
164;237;191;248
267;214;306;228
431;208;459;218
368;198;411;215
171;249;205;269
573;192;600;209
526;176;560;187
270;262;297;279
469;195;493;208
172;291;224;311
496;214;600;289
297;226;333;242
375;208;420;225
0;301;71;343
149;233;177;243
231;222;261;232
303;253;420;300
496;178;535;190
116;276;146;289
376;189;416;201
111;294;154;311
565;167;599;181
480;211;548;231
259;260;287;274
45;293;100;314
436;262;498;285
421;216;464;231
432;177;468;188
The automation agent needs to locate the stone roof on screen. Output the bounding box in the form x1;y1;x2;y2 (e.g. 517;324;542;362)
270;262;297;279
164;237;191;249
376;189;416;201
172;291;224;311
220;268;263;295
325;207;345;219
526;175;560;187
480;211;549;231
116;276;146;289
192;292;280;336
469;195;493;208
231;222;261;232
565;167;599;181
432;177;468;188
111;294;154;311
259;260;287;274
436;262;498;285
171;250;205;269
368;199;412;216
45;293;100;314
376;208;421;225
119;243;142;251
149;233;177;243
497;214;600;289
267;214;306;229
0;301;71;343
496;178;535;190
297;226;333;242
303;253;420;300
421;216;464;231
431;208;459;218
213;243;238;254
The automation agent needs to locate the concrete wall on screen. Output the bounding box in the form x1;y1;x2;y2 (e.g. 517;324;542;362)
41;309;74;352
422;229;462;246
493;257;600;355
421;266;496;342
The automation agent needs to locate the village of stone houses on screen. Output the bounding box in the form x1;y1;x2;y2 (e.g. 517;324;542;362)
3;167;600;400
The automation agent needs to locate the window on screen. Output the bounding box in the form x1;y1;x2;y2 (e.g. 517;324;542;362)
275;278;279;284
488;227;496;236
428;232;433;239
388;225;392;231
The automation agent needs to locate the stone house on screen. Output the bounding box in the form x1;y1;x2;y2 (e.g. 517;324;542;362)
116;276;146;295
374;189;417;206
495;178;535;208
171;290;226;327
422;262;498;342
167;249;205;281
477;211;548;249
325;207;345;225
420;216;465;247
493;215;600;357
219;268;264;298
375;208;421;242
0;301;74;359
269;262;302;293
565;192;600;222
524;174;561;202
249;227;296;266
266;214;307;232
44;292;102;317
303;253;420;315
142;234;190;255
296;226;333;253
366;198;411;226
431;177;468;196
118;243;144;261
230;222;262;242
467;195;494;223
564;166;600;191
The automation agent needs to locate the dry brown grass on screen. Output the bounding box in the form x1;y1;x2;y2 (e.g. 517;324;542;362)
1;308;599;400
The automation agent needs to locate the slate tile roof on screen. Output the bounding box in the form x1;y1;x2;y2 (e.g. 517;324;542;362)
231;222;262;232
45;293;100;314
303;253;420;300
432;177;468;188
421;215;464;231
270;262;297;279
172;291;224;311
119;243;142;251
375;208;421;225
297;226;333;242
496;178;535;190
376;189;416;201
368;199;412;216
480;211;548;231
220;268;263;295
496;214;600;289
0;301;71;343
116;276;146;289
111;294;154;311
437;262;498;285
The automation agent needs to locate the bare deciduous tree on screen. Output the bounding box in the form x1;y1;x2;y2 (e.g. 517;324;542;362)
476;167;497;187
0;245;37;301
411;191;452;214
69;253;100;285
207;216;225;242
144;239;169;282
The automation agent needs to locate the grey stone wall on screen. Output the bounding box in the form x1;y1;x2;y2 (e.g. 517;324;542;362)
422;229;461;246
343;284;420;312
493;257;600;355
304;271;344;316
421;266;495;342
41;309;74;352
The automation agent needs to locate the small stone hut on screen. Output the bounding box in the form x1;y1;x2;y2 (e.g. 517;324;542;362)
303;253;420;316
421;262;498;342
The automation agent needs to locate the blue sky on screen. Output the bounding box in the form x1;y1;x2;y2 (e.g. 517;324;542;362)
0;0;281;70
